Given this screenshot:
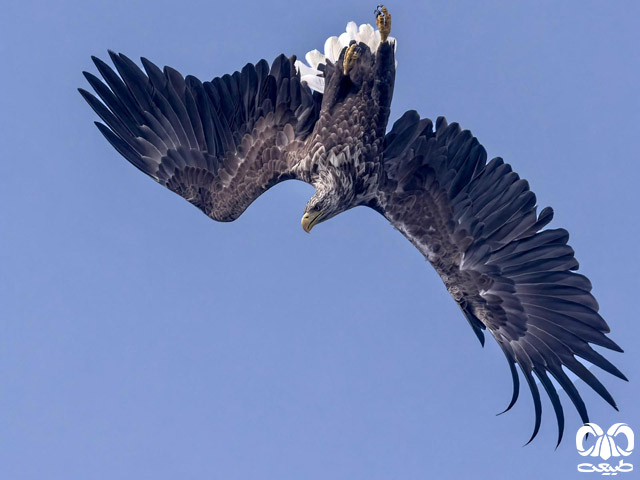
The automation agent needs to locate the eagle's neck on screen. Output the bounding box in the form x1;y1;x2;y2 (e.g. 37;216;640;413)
306;145;381;209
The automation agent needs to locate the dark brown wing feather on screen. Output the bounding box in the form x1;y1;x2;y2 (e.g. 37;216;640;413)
80;52;321;221
378;110;626;445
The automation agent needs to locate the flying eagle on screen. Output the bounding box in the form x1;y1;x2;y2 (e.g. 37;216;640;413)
79;6;625;444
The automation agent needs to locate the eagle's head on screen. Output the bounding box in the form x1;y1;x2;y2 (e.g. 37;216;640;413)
301;195;333;233
301;171;355;233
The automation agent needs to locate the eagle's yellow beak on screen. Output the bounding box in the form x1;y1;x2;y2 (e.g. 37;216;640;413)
301;211;323;233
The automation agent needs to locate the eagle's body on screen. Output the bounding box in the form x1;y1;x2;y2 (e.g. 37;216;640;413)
80;6;625;445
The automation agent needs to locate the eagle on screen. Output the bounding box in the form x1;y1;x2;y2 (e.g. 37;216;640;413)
79;6;625;445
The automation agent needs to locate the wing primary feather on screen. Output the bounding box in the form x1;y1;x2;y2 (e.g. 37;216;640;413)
520;365;543;445
92;55;145;125
165;79;199;149
547;366;590;425
108;52;153;112
79;88;135;145
497;351;520;415
563;356;619;410
459;303;486;346
82;71;138;135
183;77;207;151
140;57;166;90
534;367;565;448
94;121;151;176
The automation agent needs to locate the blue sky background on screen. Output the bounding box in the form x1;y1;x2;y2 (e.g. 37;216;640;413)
1;1;639;478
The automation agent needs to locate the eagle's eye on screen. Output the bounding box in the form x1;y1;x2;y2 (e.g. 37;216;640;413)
313;205;321;212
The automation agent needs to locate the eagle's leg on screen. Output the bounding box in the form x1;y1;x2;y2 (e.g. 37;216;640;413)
343;44;359;75
376;5;391;43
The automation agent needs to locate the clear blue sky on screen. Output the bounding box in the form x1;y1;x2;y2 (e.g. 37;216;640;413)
1;1;638;478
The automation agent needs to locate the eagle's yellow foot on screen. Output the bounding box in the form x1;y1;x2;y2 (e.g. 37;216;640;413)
343;43;359;75
375;5;391;43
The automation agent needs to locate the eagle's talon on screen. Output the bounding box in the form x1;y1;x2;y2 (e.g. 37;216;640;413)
376;5;391;43
343;43;359;75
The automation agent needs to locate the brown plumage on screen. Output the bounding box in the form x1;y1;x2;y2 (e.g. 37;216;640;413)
79;7;625;445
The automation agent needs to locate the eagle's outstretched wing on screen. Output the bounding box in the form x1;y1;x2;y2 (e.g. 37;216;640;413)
79;52;321;221
378;110;626;445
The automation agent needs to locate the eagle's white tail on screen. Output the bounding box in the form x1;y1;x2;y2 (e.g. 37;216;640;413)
295;21;397;94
